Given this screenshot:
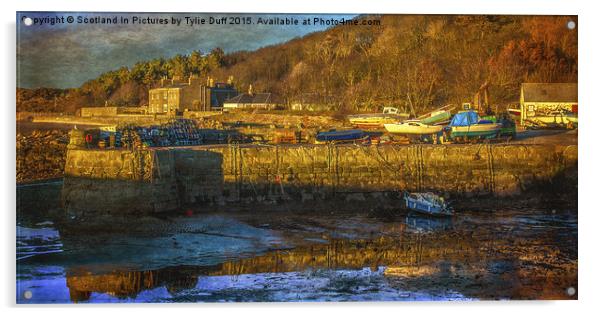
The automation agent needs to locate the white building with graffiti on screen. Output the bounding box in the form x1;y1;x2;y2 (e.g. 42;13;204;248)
520;83;578;128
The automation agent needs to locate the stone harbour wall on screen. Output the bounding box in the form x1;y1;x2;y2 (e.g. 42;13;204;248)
62;143;578;216
62;149;179;216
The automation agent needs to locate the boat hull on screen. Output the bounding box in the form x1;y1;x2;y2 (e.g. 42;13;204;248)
450;123;501;139
420;111;452;125
384;123;443;135
404;198;452;216
348;114;409;128
315;129;365;143
350;120;397;129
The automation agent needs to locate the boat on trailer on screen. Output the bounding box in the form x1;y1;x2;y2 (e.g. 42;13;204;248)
403;192;453;216
384;120;443;135
448;110;501;141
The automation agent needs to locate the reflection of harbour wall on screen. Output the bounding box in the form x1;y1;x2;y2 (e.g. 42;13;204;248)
66;268;201;302
64;234;482;302
17;180;63;214
62;144;577;215
63;230;577;301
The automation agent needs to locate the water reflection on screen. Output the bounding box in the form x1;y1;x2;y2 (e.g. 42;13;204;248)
63;234;480;302
17;224;62;260
17;208;578;302
404;212;453;234
66;267;201;302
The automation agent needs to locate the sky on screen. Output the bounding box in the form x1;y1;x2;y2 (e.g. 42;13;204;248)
16;12;356;89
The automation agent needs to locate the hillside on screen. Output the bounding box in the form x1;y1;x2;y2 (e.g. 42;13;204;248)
17;15;577;114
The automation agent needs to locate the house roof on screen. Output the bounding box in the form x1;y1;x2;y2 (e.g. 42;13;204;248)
225;93;274;104
522;83;577;103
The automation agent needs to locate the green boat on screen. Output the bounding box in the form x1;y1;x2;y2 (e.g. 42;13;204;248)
480;115;517;139
419;110;452;125
415;104;455;125
448;111;501;140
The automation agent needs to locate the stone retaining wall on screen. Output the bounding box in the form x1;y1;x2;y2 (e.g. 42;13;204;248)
62;143;578;215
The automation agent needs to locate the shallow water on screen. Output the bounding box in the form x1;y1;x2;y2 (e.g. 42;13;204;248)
16;206;577;303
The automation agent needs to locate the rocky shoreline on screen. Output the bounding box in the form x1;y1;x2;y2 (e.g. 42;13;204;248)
17;129;68;183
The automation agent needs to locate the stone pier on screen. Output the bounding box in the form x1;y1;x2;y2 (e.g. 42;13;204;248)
61;143;578;216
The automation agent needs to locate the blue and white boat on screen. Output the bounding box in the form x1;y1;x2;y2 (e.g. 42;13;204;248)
448;110;501;141
403;192;453;216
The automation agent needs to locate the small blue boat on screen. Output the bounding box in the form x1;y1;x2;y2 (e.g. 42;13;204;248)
403;192;453;216
315;129;365;143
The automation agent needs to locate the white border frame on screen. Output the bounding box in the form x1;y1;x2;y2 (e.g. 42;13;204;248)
3;1;599;315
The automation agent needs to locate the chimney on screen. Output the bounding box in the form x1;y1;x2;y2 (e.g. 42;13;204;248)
248;84;254;96
171;75;183;85
188;74;199;86
227;75;234;86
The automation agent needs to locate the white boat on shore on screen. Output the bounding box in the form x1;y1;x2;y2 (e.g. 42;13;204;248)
403;192;453;216
384;120;443;135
